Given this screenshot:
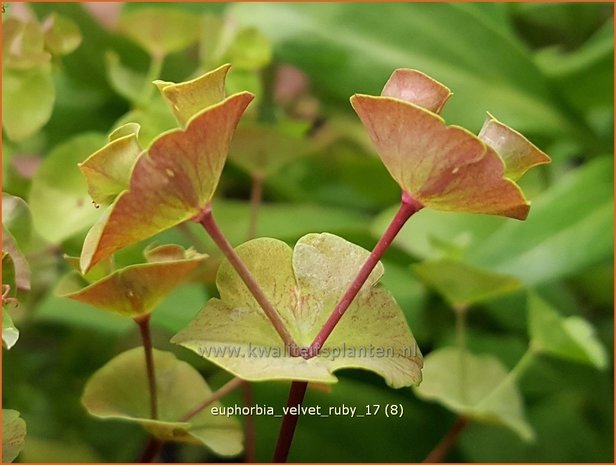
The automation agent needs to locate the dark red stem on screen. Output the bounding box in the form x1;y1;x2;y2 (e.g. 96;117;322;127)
135;314;158;420
308;193;423;355
423;417;469;463
138;437;163;463
273;381;308;463
243;383;257;463
196;204;297;349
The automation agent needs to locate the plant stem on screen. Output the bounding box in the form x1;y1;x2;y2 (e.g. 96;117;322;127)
195;205;298;349
180;377;245;422
135;314;158;420
248;173;264;240
308;192;423;355
273;381;308;463
477;346;536;408
139;54;164;107
243;382;257;463
454;306;468;403
138;437;163;463
422;417;469;463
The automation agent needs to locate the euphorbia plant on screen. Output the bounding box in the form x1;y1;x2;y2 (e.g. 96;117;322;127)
63;64;553;462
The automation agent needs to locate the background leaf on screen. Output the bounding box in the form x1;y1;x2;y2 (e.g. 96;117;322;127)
2;409;26;463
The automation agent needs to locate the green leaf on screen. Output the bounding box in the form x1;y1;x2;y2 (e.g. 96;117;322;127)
2;311;19;350
468;158;614;284
414;347;533;440
58;246;207;318
114;94;178;148
82;348;243;456
2;410;26;463
43;13;82;56
229;120;316;177
2;231;30;293
3;19;51;69
2;193;33;251
79;91;253;273
528;294;607;369
229;3;568;135
29;133;107;243
79;123;142;205
413;259;521;309
105;51;147;103
351;69;547;219
2;66;54;142
225;27;272;71
173;233;422;388
118;7;201;58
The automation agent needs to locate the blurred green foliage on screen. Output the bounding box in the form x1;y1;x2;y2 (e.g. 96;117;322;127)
2;2;613;463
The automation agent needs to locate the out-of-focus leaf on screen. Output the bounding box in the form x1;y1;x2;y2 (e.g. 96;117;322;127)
414;347;533;440
229;2;568;135
29;133;107;243
2;194;33;251
43;13;82;56
79;123;142;205
2;410;26;463
118;8;201;58
58;246;207;318
371;207;505;260
528;294;607;369
115;94;178;148
2;311;19;350
3;19;51;69
173;233;422;388
80;91;253;273
225;27;272;70
82;348;243;456
105;51;147;103
20;437;101;463
468;158;614;284
229;120;315;177
2;66;54;142
413;259;521;309
2;231;30;292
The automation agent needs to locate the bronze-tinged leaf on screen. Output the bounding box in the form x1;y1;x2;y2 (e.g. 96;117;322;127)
381;68;452;114
59;246;207;318
351;95;530;220
479;113;551;181
80;91;254;273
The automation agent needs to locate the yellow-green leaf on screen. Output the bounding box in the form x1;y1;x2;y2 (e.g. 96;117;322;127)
2;410;26;463
43;13;82;56
118;8;201;58
59;246;207;318
172;233;422;388
2;311;19;350
82;348;242;456
225;27;272;71
413;259;521;309
414;347;534;441
528;294;607;369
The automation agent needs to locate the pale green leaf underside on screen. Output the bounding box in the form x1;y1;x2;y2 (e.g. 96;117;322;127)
172;233;422;388
2;311;19;350
413;259;521;308
528;294;607;369
82;348;242;456
2;409;26;463
414;347;533;441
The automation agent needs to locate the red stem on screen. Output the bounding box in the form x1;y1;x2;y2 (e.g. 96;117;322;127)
135;314;158;420
272;381;308;463
138;437;162;463
248;173;264;240
180;377;245;422
423;417;469;462
243;383;257;463
308;193;423;355
196;204;297;349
